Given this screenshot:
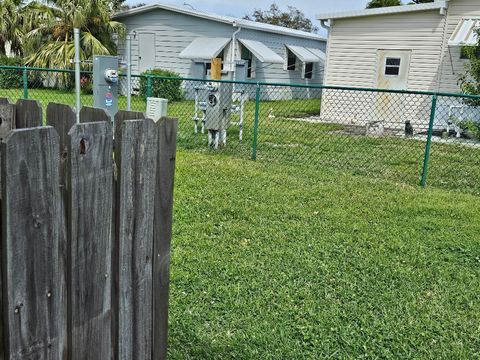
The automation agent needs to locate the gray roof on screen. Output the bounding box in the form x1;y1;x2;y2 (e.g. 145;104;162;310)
114;2;326;42
317;1;447;21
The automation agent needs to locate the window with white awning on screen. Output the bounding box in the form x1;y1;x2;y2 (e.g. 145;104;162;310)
179;37;231;76
179;37;231;60
284;45;326;79
449;19;480;46
236;39;284;79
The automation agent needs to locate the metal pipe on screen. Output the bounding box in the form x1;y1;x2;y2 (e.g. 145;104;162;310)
74;28;81;124
126;34;132;111
231;22;242;81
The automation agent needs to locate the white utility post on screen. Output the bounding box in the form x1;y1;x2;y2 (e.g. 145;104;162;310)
126;34;132;111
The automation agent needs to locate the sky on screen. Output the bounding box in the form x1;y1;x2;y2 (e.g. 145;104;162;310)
125;0;373;35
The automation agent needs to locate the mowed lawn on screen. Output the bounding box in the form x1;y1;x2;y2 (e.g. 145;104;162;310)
170;151;480;359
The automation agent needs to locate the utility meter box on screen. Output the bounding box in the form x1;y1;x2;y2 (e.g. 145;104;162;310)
146;97;168;122
93;55;119;119
205;82;233;131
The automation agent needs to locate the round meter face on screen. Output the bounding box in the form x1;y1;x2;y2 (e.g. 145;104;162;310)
208;94;218;107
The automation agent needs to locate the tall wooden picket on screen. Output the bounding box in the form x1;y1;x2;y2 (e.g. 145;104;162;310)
1;127;67;359
67;122;114;359
153;118;178;359
117;119;158;359
15;99;42;128
0;102;177;359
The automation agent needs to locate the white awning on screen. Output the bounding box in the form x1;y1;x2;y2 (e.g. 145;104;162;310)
306;47;326;62
449;19;480;46
179;37;231;60
237;39;283;63
286;45;322;63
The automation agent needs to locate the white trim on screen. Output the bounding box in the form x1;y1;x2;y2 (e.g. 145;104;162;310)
317;1;448;21
115;3;326;41
449;18;480;46
237;39;283;63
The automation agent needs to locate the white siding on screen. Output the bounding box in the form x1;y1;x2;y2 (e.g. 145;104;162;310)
116;8;326;88
438;0;480;93
324;9;446;91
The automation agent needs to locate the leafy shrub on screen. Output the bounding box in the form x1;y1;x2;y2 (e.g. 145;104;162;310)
80;75;93;95
0;56;23;88
139;68;184;101
459;120;480;140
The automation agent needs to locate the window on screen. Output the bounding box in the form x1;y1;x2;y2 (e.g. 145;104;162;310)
286;49;296;71
384;57;401;76
205;50;225;76
303;62;314;79
241;45;255;79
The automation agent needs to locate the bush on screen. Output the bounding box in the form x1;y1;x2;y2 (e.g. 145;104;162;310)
80;75;93;95
139;68;184;101
0;56;23;89
459;120;480;140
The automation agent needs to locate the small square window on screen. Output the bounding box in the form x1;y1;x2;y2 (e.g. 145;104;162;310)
304;62;314;79
385;57;401;76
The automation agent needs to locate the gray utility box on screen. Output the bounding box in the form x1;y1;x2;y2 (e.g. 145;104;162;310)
93;55;119;119
205;83;233;131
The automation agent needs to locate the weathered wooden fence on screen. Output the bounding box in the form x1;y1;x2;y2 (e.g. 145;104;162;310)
0;99;177;359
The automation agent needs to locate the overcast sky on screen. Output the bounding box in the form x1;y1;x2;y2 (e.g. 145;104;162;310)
126;0;374;35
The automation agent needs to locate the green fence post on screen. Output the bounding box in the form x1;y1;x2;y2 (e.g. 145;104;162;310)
146;75;153;98
251;84;261;160
420;94;438;188
22;66;28;99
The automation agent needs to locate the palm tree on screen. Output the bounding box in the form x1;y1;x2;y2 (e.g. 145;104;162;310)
25;0;125;69
366;0;401;8
0;0;25;56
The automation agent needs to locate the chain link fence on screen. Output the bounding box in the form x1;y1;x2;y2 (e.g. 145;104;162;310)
0;66;478;194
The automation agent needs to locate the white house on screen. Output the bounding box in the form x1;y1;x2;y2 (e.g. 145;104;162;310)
114;3;326;86
317;0;480;131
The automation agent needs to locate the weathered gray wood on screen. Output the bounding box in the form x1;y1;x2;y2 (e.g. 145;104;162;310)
0;103;16;139
67;122;113;360
0;97;10;105
114;110;145;141
46;103;76;187
117;119;158;360
1;127;67;359
153;117;178;360
15;99;42;128
80;106;110;123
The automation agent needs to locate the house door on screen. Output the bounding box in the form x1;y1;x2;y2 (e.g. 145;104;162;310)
138;33;156;72
375;50;411;127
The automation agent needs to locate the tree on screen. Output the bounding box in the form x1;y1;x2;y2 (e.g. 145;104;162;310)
25;0;125;69
366;0;401;9
244;3;318;33
459;29;480;99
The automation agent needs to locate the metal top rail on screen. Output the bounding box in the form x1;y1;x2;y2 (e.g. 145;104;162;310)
1;64;480;100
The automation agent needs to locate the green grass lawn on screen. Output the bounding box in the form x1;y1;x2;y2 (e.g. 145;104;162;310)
170;150;480;359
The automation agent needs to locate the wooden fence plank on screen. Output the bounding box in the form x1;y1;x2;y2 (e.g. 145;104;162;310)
153;117;178;360
80;106;110;123
67;122;114;359
47;103;76;187
0;98;10;105
15;99;42;128
114;110;145;141
1;127;67;359
117;119;158;359
0;103;16;139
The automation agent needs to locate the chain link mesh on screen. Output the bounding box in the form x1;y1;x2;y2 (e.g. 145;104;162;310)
0;67;478;194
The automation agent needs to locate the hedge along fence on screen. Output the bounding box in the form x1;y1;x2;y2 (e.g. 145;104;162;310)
0;99;178;359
